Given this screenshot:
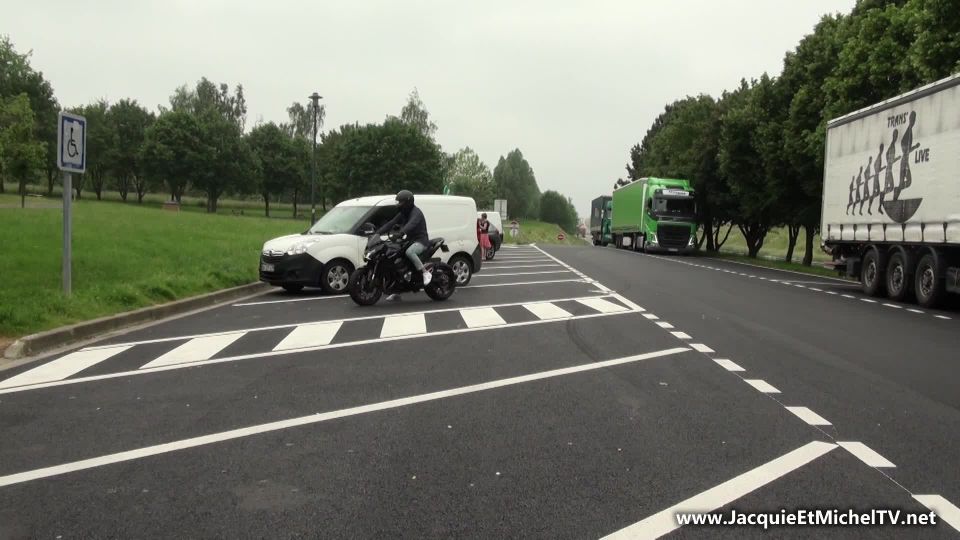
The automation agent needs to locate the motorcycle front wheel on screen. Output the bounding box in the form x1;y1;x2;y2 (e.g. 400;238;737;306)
424;264;456;301
348;267;383;306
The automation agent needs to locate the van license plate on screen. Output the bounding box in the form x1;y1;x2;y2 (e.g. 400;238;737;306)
261;263;275;272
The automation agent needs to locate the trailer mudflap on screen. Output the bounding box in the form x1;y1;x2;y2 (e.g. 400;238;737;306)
947;267;960;294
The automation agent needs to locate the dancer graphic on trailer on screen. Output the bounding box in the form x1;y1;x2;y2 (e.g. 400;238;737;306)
860;156;873;215
880;129;900;210
847;174;856;214
870;143;884;215
854;166;864;215
897;111;920;199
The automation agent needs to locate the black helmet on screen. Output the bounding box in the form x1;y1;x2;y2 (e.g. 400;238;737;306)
396;190;414;209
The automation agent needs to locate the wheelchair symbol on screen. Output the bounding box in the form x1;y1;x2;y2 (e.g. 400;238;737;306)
67;126;80;158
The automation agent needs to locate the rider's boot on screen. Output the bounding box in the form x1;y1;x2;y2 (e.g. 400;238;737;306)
422;270;432;286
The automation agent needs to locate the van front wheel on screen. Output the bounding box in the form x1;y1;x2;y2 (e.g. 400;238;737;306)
449;255;473;286
321;259;354;294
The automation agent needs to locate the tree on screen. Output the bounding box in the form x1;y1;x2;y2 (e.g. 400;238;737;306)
194;111;255;213
0;94;45;206
539;190;578;233
0;36;59;196
493;149;540;219
445;147;495;208
397;88;437;140
140;111;202;203
71;100;111;200
248;122;303;217
167;77;247;131
106;99;154;203
286;100;326;211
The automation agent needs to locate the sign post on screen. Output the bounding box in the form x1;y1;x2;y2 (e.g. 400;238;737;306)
57;111;86;297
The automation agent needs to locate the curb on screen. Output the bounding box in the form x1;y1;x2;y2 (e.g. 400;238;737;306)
3;282;270;361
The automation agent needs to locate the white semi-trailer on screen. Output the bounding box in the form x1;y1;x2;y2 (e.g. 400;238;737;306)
822;73;960;308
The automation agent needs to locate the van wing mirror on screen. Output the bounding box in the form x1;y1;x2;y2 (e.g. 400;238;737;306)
360;222;376;235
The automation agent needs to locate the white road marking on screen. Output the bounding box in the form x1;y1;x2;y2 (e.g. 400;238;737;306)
0;345;132;389
907;308;924;314
826;291;838;295
140;333;245;369
609;293;644;312
744;379;780;393
524;302;573;320
882;303;902;309
479;263;560;269
809;287;823;292
475;270;572;277
461;279;586;289
642;314;659;320
713;359;745;372
670;331;692;340
459;307;507;328
655;321;673;329
842;294;855;299
785;406;832;426
1;306;641;396
380;313;427;338
576;298;628;314
0;347;691;488
861;298;877;304
935;315;951;320
601;441;837;539
273;322;343;351
690;343;714;353
913;495;960;532
234;294;348;307
837;441;895;468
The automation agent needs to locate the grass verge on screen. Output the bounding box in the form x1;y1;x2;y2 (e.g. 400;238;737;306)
705;252;854;280
0;193;305;339
502;220;589;246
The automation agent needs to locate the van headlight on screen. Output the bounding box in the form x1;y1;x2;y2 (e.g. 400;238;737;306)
286;243;310;256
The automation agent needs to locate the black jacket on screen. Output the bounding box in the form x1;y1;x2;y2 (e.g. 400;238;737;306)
378;206;429;246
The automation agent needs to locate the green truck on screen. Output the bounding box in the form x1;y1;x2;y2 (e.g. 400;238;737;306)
589;195;612;246
610;177;698;253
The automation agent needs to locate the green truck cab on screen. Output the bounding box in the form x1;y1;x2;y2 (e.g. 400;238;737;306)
611;177;698;253
589;195;612;246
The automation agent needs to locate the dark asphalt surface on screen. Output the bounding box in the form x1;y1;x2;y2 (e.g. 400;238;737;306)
0;244;957;538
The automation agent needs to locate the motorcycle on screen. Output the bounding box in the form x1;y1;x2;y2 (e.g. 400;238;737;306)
347;222;457;306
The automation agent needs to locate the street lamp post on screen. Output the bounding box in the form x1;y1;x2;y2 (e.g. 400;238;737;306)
308;92;323;225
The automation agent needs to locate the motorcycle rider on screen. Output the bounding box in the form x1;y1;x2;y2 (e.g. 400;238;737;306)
377;190;432;297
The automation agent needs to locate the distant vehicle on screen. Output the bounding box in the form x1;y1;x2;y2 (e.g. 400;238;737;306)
590;195;612;246
260;194;481;293
822;73;960;308
610;177;697;253
478;210;503;259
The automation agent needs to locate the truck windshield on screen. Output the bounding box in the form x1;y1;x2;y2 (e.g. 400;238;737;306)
652;197;696;220
307;206;373;234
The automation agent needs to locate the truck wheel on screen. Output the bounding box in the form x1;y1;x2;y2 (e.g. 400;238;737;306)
860;249;885;297
885;250;914;302
914;254;945;309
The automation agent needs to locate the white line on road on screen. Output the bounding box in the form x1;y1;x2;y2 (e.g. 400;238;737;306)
861;298;878;304
655;321;674;329
601;441;838;539
785;406;832;426
907;308;924;314
459;307;507;328
882;303;902;309
140;332;245;369
670;331;691;340
0;308;642;395
743;379;780;393
234;294;348;307
576;298;629;314
642;314;659;320
713;359;745;372
380;313;427;338
273;322;343;351
690;343;714;353
842;294;855;299
0;347;691;489
837;441;895;468
475;270;572;277
913;495;960;532
461;278;586;289
478;263;560;269
524;302;573;320
935;315;951;320
0;345;132;389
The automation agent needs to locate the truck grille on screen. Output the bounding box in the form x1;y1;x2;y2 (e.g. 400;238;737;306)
658;224;690;248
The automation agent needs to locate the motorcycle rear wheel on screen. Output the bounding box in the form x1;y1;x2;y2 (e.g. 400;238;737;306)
348;267;383;306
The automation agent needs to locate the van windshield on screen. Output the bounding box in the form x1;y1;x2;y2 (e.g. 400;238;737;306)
308;206;373;234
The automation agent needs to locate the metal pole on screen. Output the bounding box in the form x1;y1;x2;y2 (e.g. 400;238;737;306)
62;172;72;296
308;92;322;226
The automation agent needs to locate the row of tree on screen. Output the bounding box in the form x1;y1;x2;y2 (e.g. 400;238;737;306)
624;0;959;265
1;35;579;232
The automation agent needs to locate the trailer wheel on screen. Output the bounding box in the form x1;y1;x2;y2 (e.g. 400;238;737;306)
860;248;885;297
915;253;945;309
885;250;914;302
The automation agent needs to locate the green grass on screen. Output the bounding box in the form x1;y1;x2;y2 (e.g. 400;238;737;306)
707;252;852;280
502;220;589;246
715;226;831;263
0;193;307;338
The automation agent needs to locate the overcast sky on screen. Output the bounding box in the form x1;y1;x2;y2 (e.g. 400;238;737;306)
8;0;856;219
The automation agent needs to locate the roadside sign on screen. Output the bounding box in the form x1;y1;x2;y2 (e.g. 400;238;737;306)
57;111;86;173
557;233;565;241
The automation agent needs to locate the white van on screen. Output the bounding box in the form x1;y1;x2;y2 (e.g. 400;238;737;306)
260;195;482;293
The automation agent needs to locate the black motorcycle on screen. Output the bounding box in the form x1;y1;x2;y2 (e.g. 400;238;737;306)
347;223;457;306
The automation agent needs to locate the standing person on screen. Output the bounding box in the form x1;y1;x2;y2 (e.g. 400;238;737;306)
377;190;431;300
477;213;492;259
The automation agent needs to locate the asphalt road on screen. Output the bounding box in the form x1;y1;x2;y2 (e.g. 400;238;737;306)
0;244;958;539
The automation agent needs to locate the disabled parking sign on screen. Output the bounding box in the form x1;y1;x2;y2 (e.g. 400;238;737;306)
57;111;86;173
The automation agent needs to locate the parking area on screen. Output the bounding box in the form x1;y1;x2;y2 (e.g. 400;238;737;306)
0;245;957;538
